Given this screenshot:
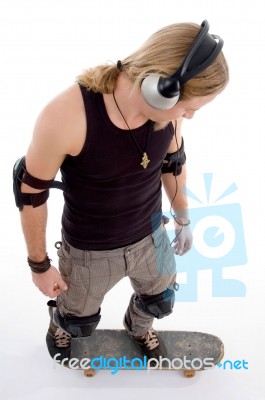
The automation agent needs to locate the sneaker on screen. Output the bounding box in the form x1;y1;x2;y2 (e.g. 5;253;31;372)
46;301;71;361
54;328;71;348
134;328;167;361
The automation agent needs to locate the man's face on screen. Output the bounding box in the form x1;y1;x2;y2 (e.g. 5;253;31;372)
145;93;218;123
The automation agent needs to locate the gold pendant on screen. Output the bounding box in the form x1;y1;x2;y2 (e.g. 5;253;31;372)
140;152;150;169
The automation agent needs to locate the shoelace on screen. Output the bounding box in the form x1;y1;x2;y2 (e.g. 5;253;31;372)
54;328;71;348
143;329;159;351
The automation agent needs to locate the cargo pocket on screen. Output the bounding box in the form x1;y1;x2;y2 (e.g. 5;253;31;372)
56;243;86;315
57;244;74;284
151;227;176;276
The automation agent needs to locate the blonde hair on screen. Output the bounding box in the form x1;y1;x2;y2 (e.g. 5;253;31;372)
77;22;229;99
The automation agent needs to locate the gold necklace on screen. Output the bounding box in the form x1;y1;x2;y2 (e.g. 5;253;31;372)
112;92;151;169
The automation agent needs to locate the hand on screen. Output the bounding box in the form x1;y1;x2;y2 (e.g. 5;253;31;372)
173;219;193;256
32;265;68;298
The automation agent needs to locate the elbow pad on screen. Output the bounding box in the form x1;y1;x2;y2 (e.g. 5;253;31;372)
13;156;66;211
161;137;186;176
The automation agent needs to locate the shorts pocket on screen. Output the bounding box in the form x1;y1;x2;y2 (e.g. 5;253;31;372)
57;245;74;283
56;247;88;315
151;227;176;276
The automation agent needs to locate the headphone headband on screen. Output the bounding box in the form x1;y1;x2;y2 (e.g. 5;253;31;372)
173;20;224;86
141;20;224;109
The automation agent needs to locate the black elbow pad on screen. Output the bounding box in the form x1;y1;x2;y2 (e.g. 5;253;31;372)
161;137;186;176
13;156;66;211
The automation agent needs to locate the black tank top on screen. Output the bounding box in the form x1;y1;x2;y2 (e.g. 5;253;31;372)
60;84;174;250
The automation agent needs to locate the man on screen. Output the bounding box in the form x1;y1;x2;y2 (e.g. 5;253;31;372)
14;20;228;363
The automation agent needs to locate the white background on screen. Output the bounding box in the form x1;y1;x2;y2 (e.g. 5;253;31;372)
0;0;264;399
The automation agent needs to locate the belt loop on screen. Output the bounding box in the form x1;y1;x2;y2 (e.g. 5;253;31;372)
60;237;70;254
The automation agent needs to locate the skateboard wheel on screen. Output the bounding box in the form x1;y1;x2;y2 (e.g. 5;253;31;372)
183;370;196;378
84;368;96;377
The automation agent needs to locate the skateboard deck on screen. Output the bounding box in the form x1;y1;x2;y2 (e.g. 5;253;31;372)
51;329;224;378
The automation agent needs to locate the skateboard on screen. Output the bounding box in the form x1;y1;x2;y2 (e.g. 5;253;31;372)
49;329;224;378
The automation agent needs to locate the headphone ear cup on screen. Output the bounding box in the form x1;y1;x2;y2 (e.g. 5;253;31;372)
141;74;180;110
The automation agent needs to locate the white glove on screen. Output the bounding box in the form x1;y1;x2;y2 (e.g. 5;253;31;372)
173;214;193;256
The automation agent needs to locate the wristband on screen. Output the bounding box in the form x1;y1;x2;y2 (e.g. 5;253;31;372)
174;217;191;227
27;254;51;274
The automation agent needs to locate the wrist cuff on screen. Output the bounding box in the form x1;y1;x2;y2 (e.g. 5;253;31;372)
28;254;51;274
174;217;191;227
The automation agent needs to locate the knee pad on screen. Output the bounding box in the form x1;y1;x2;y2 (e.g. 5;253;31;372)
135;288;175;319
48;301;101;338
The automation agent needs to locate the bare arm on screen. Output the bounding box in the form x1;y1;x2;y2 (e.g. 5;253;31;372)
20;102;69;261
20;203;48;262
162;118;192;255
162;164;188;216
20;83;86;296
161;118;189;217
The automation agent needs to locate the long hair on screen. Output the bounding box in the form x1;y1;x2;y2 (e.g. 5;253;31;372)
77;22;229;100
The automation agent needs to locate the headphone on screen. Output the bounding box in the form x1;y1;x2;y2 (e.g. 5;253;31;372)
141;20;224;110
